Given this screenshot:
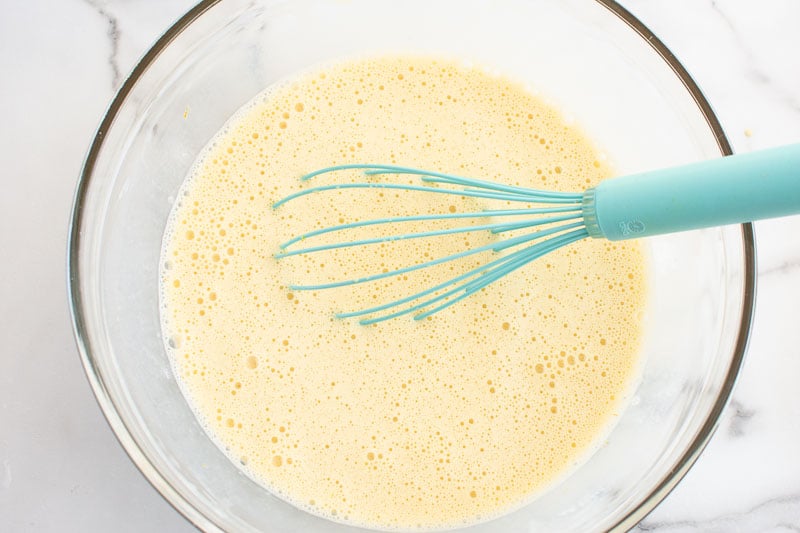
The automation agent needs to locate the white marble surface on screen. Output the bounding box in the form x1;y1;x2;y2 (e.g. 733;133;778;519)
1;0;798;531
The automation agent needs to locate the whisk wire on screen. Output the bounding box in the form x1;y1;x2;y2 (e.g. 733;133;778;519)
490;216;582;234
413;228;589;322
275;213;583;258
421;177;577;201
358;165;580;200
352;227;589;324
279;206;581;249
337;240;550;321
273;164;583;208
272;181;571;209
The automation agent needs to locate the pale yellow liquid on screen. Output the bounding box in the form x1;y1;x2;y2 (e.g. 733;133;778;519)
161;56;646;529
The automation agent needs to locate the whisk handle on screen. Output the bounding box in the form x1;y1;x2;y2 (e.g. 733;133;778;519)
584;143;800;241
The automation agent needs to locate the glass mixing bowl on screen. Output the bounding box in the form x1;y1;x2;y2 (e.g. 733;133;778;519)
68;0;755;531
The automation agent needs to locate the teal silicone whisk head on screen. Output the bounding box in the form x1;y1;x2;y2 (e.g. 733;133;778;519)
274;164;591;324
273;145;800;324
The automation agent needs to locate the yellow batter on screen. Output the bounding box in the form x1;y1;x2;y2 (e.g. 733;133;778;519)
161;56;646;529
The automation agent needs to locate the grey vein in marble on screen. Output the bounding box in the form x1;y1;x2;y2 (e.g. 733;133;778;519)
1;459;11;491
710;0;800;115
725;398;756;438
83;0;121;89
760;258;800;278
636;493;800;533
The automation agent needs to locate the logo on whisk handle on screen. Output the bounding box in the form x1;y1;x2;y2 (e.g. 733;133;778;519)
619;220;646;236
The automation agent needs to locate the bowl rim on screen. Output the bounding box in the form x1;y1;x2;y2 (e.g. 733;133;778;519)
67;1;756;531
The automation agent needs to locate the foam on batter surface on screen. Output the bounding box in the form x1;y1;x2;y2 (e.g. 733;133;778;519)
160;56;646;529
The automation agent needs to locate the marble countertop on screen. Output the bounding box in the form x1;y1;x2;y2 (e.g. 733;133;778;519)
1;1;798;531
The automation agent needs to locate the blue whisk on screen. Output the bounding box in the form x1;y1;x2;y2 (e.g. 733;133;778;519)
274;144;800;324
